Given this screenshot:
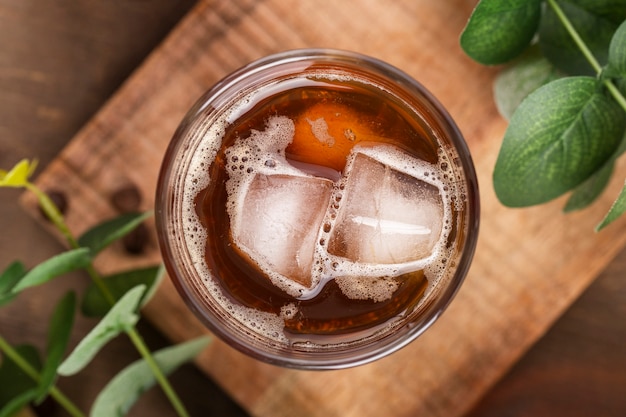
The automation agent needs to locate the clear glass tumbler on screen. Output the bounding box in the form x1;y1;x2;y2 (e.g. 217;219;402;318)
155;49;479;369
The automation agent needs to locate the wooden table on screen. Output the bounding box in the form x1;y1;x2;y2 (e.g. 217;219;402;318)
1;1;625;416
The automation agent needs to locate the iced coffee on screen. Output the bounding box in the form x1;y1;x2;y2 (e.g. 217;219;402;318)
156;49;479;369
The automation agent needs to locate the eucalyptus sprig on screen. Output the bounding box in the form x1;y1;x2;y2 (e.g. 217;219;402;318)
0;159;210;416
461;0;626;230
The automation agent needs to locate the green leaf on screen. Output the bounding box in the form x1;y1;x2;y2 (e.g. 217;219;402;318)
11;248;92;294
564;0;626;25
0;389;38;417
460;0;542;65
90;336;211;417
564;162;614;211
540;1;619;75
0;160;37;188
494;76;626;207
607;19;626;76
0;262;27;293
617;78;626;98
77;211;152;256
494;45;562;120
0;345;42;408
140;264;165;311
58;285;146;376
564;130;626;211
81;265;164;317
35;292;76;403
0;261;27;306
596;179;626;231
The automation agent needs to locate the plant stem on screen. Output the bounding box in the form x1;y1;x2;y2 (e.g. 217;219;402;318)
547;0;626;114
25;184;78;249
546;0;602;73
26;183;117;304
605;80;626;113
27;182;191;417
0;335;85;417
126;329;191;417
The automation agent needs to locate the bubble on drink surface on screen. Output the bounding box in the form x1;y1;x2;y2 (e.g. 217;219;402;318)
280;303;298;320
335;276;399;302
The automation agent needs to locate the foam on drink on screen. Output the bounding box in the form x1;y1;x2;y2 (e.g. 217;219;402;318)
222;113;456;300
178;70;466;343
179;107;293;343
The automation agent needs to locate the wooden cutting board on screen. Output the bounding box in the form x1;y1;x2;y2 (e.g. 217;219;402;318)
21;0;626;416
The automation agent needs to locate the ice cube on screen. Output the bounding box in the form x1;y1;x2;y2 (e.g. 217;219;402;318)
328;153;443;264
236;173;333;288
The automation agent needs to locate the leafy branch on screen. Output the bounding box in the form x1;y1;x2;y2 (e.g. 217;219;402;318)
461;0;626;230
0;160;210;416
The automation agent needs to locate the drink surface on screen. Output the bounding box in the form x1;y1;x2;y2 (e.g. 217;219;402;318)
176;68;468;347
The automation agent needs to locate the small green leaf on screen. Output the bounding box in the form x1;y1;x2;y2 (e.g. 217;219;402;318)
460;0;542;65
81;266;163;317
57;285;146;376
564;130;626;211
140;264;165;311
90;336;210;417
494;76;626;206
564;0;626;25
494;46;562;120
540;1;618;75
11;248;92;294
0;389;38;417
596;179;626;231
614;78;626;99
0;261;27;306
0;160;37;188
564;162;614;211
607;19;626;76
78;211;152;256
0;261;27;294
0;345;42;408
35;292;76;403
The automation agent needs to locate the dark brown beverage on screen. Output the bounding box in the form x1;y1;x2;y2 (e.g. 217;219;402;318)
156;50;479;368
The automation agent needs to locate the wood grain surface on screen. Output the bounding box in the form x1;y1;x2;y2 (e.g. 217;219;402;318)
0;1;247;416
467;247;626;417
9;0;626;416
